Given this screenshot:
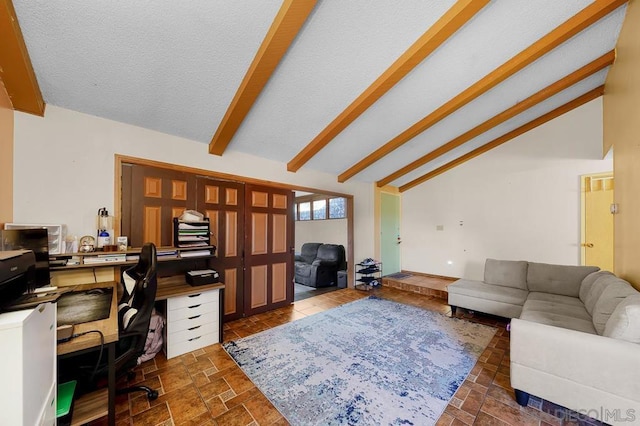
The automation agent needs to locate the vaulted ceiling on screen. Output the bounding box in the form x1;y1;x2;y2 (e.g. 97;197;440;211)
5;0;628;191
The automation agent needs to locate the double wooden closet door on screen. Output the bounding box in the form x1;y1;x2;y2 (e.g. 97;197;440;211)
121;163;294;321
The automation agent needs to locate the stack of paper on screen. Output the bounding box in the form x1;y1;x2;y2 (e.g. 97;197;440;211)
180;249;211;258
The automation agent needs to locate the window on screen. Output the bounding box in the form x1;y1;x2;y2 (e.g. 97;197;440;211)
299;202;311;221
313;200;326;220
329;198;346;219
295;195;346;221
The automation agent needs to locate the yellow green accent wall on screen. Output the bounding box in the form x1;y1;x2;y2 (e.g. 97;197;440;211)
604;0;640;289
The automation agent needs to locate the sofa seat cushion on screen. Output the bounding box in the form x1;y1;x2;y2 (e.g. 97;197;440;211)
521;295;596;334
484;259;528;290
527;262;599;298
525;292;586;308
447;279;528;306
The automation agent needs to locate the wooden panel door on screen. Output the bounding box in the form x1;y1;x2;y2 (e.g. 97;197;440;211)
124;164;197;247
243;184;294;316
196;177;245;321
583;173;614;271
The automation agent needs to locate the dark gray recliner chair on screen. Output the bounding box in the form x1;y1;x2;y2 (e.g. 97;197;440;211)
295;242;346;288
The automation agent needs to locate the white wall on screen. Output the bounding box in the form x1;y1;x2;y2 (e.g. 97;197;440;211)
13;106;374;263
401;98;611;281
295;219;348;252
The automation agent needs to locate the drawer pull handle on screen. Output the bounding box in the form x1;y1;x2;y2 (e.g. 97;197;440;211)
188;315;201;320
189;336;201;341
188;294;201;298
188;325;201;331
188;304;201;309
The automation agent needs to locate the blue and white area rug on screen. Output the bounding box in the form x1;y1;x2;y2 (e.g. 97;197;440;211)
224;297;496;425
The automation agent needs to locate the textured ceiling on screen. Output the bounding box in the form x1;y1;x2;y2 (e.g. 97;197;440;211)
13;1;627;188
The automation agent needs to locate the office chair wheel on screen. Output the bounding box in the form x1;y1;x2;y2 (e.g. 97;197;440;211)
148;390;159;401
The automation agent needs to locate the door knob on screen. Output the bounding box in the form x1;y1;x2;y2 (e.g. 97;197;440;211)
581;243;594;248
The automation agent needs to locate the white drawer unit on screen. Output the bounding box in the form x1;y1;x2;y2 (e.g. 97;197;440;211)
164;289;221;358
168;290;219;310
169;309;218;334
167;301;216;322
169;320;218;345
166;332;219;359
4;223;67;254
39;382;57;426
0;303;56;426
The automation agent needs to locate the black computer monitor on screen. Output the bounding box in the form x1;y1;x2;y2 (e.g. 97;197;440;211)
1;228;50;289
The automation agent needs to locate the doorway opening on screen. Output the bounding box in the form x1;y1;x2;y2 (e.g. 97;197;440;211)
293;191;349;301
580;172;614;271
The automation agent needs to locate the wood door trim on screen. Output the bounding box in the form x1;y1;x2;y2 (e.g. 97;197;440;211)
115;155;353;198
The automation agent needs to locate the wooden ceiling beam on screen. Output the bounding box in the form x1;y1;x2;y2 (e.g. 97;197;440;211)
286;0;490;172
399;86;605;192
209;0;317;156
377;50;614;187
338;0;627;183
0;0;44;116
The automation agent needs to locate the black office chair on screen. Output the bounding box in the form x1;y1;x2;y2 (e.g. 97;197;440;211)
111;242;159;400
67;242;160;400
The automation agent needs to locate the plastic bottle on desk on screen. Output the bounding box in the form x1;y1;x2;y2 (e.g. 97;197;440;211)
97;229;110;248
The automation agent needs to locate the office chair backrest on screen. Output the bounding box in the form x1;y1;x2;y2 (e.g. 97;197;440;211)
116;242;158;369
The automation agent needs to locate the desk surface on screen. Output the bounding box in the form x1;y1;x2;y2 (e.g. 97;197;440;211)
56;282;119;356
156;275;225;300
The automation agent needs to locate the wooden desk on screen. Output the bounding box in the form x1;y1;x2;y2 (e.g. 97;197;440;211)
156;275;225;300
56;278;225;424
57;281;118;426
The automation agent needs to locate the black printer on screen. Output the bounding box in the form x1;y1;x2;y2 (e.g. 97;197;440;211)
0;250;36;309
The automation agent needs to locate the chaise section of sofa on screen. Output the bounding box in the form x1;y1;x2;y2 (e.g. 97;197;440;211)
448;258;640;424
447;259;529;318
511;286;640;425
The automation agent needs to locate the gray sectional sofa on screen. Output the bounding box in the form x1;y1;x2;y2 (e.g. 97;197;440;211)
447;259;640;425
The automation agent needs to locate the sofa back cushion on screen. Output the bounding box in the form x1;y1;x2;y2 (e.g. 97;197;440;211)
315;244;345;267
603;294;640;343
579;270;614;304
484;259;528;290
526;262;599;297
584;273;622;315
299;242;322;264
592;280;638;334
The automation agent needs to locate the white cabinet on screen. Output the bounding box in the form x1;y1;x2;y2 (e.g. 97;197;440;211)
4;223;67;254
0;302;57;426
163;289;220;358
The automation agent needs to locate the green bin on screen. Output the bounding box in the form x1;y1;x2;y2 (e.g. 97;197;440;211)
57;380;77;426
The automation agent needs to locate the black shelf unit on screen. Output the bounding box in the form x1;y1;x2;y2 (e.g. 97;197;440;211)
355;260;382;291
173;217;211;249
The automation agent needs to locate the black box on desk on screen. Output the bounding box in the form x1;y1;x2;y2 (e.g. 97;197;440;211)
186;269;219;286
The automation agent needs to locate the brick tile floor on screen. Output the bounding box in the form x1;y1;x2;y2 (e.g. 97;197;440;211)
87;286;604;425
